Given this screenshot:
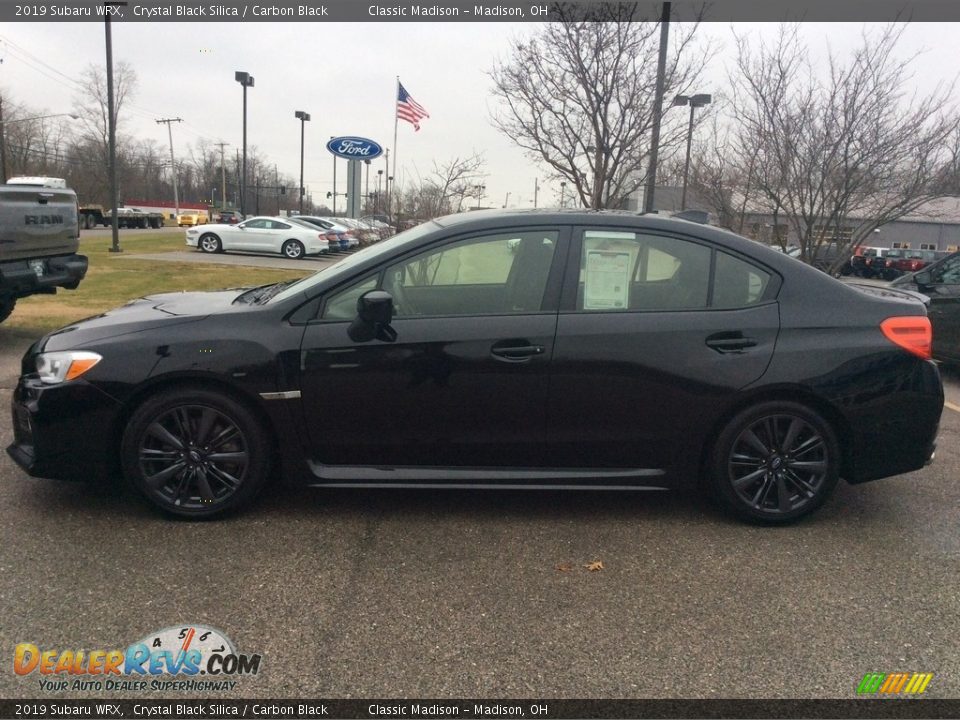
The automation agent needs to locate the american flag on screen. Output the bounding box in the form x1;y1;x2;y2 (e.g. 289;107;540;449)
396;81;430;131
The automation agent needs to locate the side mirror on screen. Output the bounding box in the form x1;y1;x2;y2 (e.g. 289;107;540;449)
914;270;933;288
348;290;397;343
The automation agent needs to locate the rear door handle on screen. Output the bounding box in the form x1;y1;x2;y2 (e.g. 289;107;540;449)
705;333;758;353
491;342;545;362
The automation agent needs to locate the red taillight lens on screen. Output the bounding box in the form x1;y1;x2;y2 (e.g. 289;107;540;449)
880;316;932;359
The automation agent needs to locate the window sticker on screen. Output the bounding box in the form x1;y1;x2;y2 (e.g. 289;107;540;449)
584;250;631;309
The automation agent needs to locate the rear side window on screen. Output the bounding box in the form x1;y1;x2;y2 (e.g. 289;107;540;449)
712;252;772;308
578;231;711;311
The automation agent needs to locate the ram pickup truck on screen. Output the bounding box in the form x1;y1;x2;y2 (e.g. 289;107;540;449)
0;181;88;324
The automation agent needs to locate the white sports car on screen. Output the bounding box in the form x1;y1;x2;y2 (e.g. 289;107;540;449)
185;216;330;259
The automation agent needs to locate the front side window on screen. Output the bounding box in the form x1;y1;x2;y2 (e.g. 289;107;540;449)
242;219;269;229
321;276;378;320
383;231;558;317
578;231;711;311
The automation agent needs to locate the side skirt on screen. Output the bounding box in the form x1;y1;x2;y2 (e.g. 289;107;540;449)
306;461;669;490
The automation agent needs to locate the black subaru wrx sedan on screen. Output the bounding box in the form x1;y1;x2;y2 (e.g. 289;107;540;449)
7;210;943;522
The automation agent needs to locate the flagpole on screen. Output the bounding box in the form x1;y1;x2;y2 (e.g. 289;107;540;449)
391;75;399;221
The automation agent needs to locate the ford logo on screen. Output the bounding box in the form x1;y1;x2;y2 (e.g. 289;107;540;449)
326;136;383;160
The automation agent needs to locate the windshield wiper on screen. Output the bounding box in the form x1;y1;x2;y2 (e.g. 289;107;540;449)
253;279;299;304
233;283;277;304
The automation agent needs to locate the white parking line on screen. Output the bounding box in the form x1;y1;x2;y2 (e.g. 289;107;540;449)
946;401;960;414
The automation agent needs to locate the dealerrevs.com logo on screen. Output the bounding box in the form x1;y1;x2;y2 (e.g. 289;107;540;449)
14;624;262;693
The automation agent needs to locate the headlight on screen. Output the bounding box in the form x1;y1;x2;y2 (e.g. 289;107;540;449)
35;351;102;384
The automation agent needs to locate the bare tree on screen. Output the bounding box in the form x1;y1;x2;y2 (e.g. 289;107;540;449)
489;3;710;209
399;153;487;219
730;24;960;269
71;61;137;200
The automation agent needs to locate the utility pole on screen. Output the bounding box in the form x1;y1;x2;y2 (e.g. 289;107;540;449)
156;117;183;219
215;141;229;210
533;177;539;208
503;192;511;208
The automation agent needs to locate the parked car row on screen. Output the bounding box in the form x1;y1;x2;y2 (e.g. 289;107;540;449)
184;214;393;259
849;247;950;280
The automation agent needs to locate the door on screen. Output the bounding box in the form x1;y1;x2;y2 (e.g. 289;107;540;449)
229;218;269;250
298;227;568;469
545;228;780;471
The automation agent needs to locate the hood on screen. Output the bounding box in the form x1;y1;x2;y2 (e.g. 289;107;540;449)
39;288;246;351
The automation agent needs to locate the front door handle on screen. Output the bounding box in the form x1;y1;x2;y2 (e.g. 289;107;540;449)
705;333;758;353
491;342;545;362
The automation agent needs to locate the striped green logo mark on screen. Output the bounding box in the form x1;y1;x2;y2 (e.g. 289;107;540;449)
858;672;933;695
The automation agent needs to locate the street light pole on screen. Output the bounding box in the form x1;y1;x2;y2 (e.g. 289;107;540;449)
105;1;128;253
644;1;671;213
235;71;255;218
673;93;712;211
294;110;310;214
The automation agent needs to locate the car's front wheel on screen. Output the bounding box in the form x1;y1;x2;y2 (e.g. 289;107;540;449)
710;401;840;523
282;239;305;259
199;234;222;253
121;388;272;518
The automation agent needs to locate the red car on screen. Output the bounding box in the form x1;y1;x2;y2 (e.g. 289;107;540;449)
888;249;948;277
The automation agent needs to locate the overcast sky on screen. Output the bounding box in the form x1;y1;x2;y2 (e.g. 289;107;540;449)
2;19;959;210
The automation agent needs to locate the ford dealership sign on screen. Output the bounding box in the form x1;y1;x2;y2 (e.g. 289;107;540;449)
326;136;383;160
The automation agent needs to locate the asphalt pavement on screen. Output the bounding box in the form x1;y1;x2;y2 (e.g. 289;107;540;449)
0;330;958;700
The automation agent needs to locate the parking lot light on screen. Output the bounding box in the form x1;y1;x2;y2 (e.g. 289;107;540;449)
295;110;310;214
235;71;255;218
673;92;711;211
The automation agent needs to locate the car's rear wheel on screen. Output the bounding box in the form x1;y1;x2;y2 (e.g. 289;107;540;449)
282;239;305;259
710;401;840;523
199;234;222;253
121;388;271;518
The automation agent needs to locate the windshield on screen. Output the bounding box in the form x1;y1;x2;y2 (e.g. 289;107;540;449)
269;220;440;303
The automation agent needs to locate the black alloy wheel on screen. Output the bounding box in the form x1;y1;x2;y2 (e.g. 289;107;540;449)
711;401;840;523
122;389;271;518
282;239;305;259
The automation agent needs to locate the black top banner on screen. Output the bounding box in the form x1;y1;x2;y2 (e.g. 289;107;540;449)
4;0;960;23
4;699;960;719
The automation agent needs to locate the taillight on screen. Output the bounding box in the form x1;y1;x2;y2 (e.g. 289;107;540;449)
880;316;932;359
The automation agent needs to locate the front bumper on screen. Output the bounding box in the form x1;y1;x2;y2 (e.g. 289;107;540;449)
0;254;88;298
7;375;122;482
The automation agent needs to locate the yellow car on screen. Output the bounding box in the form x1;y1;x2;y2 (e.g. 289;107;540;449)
177;212;209;227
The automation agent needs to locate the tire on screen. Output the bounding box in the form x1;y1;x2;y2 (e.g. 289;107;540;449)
120;388;272;519
199;234;222;253
282;239;305;259
709;401;840;524
0;295;15;324
84;214;96;230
